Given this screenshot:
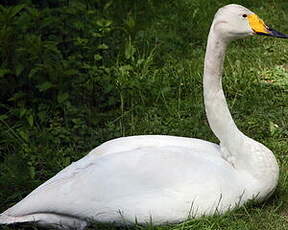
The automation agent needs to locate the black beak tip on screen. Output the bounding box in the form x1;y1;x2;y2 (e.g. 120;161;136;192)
257;27;288;39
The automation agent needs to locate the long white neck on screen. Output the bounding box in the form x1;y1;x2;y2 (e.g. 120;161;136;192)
204;27;242;150
203;23;279;199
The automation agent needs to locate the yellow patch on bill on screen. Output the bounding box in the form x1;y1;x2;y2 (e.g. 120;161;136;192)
247;14;268;33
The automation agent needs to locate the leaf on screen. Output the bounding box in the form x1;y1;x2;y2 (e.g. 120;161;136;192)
27;114;34;127
28;65;45;79
125;16;135;30
0;68;11;77
98;44;108;49
269;121;280;136
19;130;29;142
75;37;88;46
8;92;26;102
20;108;26;118
91;32;102;38
125;39;136;60
64;69;78;76
94;54;102;61
29;166;35;179
0;114;8;121
118;65;133;76
10;4;25;18
57;93;69;104
72;118;81;124
38;111;47;122
15;64;24;76
37;82;54;92
64;157;71;166
104;1;113;11
96;19;112;27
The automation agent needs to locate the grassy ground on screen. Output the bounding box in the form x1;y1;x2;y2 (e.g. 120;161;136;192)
1;0;288;230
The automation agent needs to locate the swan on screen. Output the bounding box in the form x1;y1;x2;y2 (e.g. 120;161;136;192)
1;4;287;230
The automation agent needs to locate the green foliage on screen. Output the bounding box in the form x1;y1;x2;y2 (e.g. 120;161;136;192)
0;0;121;210
0;0;288;230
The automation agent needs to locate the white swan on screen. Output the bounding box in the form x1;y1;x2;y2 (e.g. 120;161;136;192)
0;4;287;230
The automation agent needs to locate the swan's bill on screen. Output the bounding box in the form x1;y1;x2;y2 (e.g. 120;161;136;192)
248;14;288;38
257;27;288;39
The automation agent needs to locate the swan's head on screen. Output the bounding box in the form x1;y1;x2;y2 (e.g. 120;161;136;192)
213;4;288;41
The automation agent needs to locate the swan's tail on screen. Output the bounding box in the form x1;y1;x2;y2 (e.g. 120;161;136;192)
0;212;88;230
0;213;34;225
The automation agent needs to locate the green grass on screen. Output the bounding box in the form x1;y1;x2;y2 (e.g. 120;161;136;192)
1;0;288;229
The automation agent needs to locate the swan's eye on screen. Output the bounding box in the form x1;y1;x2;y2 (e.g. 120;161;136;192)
242;14;247;18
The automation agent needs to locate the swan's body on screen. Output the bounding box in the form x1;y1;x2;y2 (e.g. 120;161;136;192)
1;4;286;230
0;135;272;229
